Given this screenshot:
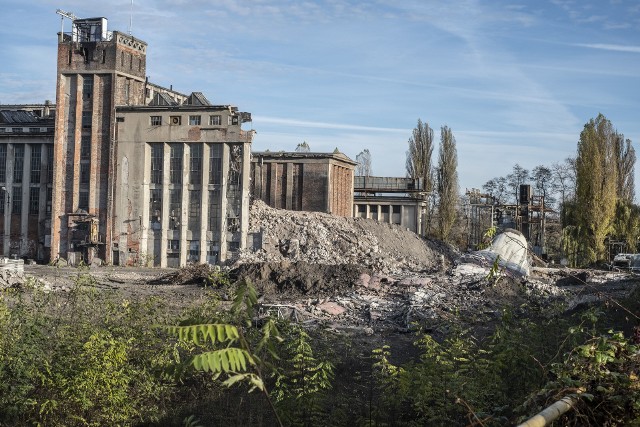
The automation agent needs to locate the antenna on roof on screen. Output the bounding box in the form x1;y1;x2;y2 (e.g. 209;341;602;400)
129;0;133;35
56;8;78;36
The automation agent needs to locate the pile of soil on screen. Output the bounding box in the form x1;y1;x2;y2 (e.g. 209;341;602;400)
230;261;367;298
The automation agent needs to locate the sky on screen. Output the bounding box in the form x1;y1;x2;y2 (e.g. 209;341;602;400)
1;0;639;193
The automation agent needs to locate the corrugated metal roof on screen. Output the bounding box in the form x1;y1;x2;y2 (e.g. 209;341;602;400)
0;110;39;124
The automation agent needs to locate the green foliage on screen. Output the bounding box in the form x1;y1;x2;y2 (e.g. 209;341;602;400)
436;125;459;242
272;326;334;426
477;225;497;250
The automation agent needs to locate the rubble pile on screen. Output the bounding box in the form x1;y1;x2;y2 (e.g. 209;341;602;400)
239;200;453;274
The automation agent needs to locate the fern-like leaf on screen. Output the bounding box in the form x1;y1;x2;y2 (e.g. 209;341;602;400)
191;348;255;374
165;324;239;346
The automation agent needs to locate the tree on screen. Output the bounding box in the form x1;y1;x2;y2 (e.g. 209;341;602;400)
436;126;459;241
406;119;434;193
575;114;618;263
355;149;372;177
483;177;508;204
530;165;555;207
615;134;635;203
295;141;310;152
551;157;576;208
506;164;529;204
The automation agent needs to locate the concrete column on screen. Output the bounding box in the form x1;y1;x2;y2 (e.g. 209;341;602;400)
200;143;210;263
160;143;170;268
20;144;31;255
38;143;49;260
219;143;229;262
140;143;151;265
2;144;14;256
285;163;293;210
400;205;405;229
179;144;190;267
365;204;370;219
240;142;251;250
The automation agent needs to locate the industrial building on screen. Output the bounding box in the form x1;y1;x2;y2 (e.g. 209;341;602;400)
250;151;356;217
353;176;427;235
0;103;55;261
51;14;253;267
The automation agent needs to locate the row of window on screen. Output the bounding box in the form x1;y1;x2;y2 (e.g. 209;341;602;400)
150;114;238;127
150;143;223;185
0;186;52;215
0;127;54;133
0;144;54;184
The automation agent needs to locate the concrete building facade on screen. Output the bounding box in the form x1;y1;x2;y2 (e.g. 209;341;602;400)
251;151;356;217
353;176;427;235
0;105;55;260
52;16;253;266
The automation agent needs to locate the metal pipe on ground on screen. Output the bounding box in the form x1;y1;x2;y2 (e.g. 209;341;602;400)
516;396;578;427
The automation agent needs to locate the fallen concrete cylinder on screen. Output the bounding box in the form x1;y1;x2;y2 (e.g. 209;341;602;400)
516;395;578;427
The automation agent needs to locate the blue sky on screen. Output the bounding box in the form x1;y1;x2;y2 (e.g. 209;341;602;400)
1;0;639;193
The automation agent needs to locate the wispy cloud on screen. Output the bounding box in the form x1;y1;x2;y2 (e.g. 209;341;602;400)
254;116;408;133
574;43;640;53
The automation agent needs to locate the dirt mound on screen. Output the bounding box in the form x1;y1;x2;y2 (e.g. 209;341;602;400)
239;200;454;273
230;261;367;298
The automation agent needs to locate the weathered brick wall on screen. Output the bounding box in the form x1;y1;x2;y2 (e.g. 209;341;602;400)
329;164;354;217
301;163;328;212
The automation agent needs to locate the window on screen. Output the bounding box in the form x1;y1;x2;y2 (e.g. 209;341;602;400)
167;239;180;251
170;116;181;125
150;143;163;184
47;145;54;183
0;145;6;182
12;128;22;133
188;240;200;262
78;191;89;210
169;144;183;184
189;144;202;185
0;192;4;214
189;115;201;126
209;144;222;185
14;145;24;183
80;163;90;184
12;186;21;214
169;189;182;229
82;110;92;129
209;115;221;126
150;116;162;126
83;75;93;98
188;190;201;230
81;135;91;160
30;145;41;183
29;128;39;133
149;189;162;229
208;188;221;234
29;187;39;215
228;115;239;125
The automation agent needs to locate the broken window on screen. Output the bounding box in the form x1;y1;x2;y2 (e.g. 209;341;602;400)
78;191;89;211
149;189;162;230
209;115;221;126
207;240;219;264
189;115;201;126
47;145;54;183
167;239;180;251
82;110;92;129
150;143;163;184
46;187;52;214
226;144;243;252
13;145;24;183
189;144;202;185
83;75;93;98
188;240;200;262
169;144;183;184
150;116;162;126
209;144;222;185
169;189;182;230
80;163;90;184
208;188;221;236
188;190;201;230
12;186;21;214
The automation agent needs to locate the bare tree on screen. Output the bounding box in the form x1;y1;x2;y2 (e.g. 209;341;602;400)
551;157;576;207
506;164;529;204
436;126;459;241
295;141;310;152
482;176;508;204
530;165;555;207
355;149;372;177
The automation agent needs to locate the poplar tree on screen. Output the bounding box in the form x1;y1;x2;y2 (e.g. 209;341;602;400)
406;119;434;193
436;126;459;241
575;114;618;263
